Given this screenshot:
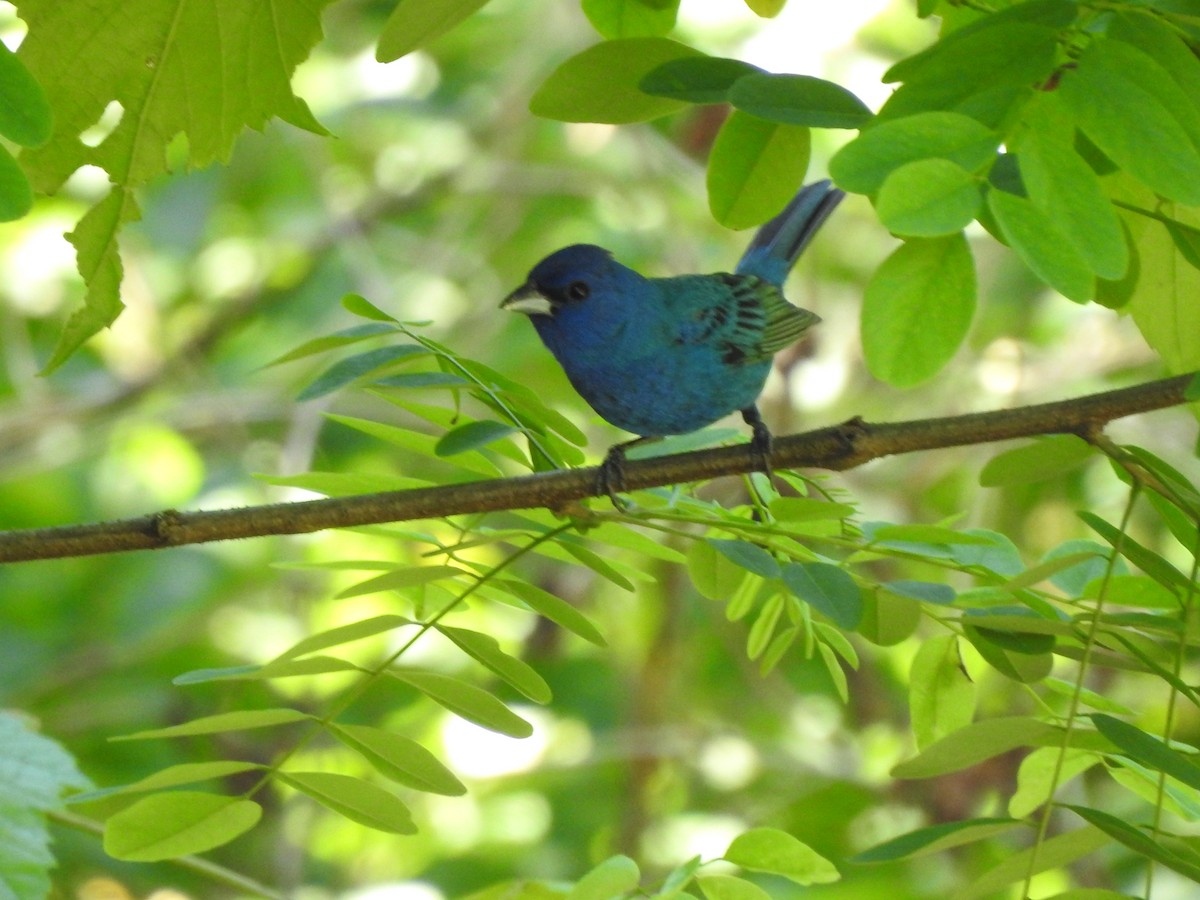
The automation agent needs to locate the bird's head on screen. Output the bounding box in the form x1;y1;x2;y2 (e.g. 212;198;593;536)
501;244;619;319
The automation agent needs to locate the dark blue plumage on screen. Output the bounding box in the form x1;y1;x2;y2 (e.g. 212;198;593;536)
502;180;844;493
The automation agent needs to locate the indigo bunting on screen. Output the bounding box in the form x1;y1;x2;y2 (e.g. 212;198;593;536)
502;180;844;497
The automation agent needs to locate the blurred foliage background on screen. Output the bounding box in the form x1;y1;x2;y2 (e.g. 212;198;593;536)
1;0;1197;898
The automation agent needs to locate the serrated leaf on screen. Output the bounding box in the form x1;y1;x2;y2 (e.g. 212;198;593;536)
566;854;640;900
103;791;262;861
392;668;533;737
279;772;416;833
437;624;553;703
19;0;331;368
639;56;762;103
435;420;518;456
328;724;465;796
114;708;311;740
376;0;493;62
729;73;871;129
0;713;91;813
1058;39;1200;206
853;817;1022;863
706;109;810;230
530;38;703;123
724;827;839;885
862;232;976;386
979;435;1094;487
875;158;980;237
781;562;862;629
830;111;999;195
988;188;1094;302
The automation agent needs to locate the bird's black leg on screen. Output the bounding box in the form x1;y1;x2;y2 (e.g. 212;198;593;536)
597;436;658;509
741;405;775;476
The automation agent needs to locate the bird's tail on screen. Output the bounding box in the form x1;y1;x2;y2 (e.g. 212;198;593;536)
735;180;845;285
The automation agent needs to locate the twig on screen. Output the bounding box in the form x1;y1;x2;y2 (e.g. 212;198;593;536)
0;373;1194;564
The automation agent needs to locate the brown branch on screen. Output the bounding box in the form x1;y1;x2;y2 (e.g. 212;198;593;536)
1;373;1194;564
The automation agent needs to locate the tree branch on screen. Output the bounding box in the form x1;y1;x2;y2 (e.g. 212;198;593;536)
1;373;1194;564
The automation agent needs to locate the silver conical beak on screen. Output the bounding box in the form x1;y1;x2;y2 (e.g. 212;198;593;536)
501;283;554;316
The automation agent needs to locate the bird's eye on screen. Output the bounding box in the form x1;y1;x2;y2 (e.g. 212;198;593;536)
566;281;590;301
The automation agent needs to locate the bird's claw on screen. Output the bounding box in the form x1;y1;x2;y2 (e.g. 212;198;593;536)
596;446;630;510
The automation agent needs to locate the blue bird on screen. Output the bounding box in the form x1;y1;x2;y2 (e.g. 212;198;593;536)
502;180;844;498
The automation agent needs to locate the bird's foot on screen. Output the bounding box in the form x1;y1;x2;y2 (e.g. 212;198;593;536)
741;406;775;476
596;444;631;510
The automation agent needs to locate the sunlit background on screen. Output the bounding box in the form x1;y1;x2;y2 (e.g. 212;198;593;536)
1;0;1193;898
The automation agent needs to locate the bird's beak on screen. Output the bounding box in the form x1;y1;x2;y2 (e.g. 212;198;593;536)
501;283;554;317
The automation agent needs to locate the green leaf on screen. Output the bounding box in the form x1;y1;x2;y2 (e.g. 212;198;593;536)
1009;747;1099;818
743;0;786;17
1090;714;1200;791
781;562;862;629
875;158;981;237
20;0;330;368
336;565;468;600
853;817;1022;863
279;772;416;834
687;539;753;601
391;669;533;737
341;292;399;322
706;110;810;230
861;232;976;386
0;42;51;147
265;323;400;368
639;57;762;103
747;593;785;661
856;590;920;646
435;420;519;456
328;724;466;796
115;708;310;740
1016;96;1128;280
987;188;1094;302
892;717;1109;779
1058;39;1200;206
298;345;428;401
103;791;262;861
273;614;412;663
530;38;704;123
909;635;976;750
830;111;999;195
979;435;1094;487
42;187;139;372
708;539;779;579
957;826;1110;899
768;497;856;522
377;0;493;62
1078;510;1191;595
566;854;640;900
0;145;33;222
879;21;1061;125
173;656;360;684
0;712;90;810
696;875;771;900
884;580;955;604
724;827;839;885
728;74;872;129
583;0;678;39
1063;805;1200;882
437;624;554;704
70;761;263;803
964;624;1054;683
818;641;849;703
498;579;607;647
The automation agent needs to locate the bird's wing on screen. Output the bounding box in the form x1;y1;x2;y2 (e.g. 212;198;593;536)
667;274;818;364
